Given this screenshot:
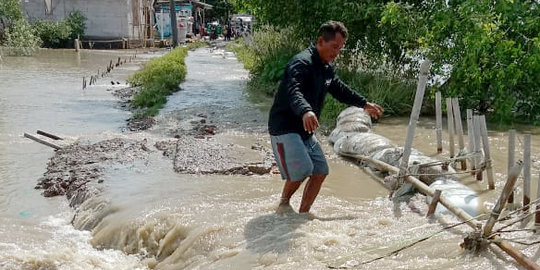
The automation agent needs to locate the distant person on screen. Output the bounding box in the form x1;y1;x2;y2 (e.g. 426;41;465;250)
268;21;383;213
225;23;232;41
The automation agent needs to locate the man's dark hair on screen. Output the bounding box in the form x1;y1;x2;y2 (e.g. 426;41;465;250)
317;20;348;41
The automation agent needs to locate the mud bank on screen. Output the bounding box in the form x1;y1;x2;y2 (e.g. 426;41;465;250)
35;138;151;207
111;86;155;131
36;91;274;214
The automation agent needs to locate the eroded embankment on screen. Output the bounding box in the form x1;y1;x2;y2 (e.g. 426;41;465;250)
35;84;275;220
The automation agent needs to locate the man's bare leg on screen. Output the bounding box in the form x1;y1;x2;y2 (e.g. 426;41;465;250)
299;174;327;213
277;179;303;213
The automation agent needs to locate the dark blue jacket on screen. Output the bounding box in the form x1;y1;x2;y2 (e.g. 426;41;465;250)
268;45;367;139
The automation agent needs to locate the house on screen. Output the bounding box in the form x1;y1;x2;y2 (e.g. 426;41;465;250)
20;0;211;48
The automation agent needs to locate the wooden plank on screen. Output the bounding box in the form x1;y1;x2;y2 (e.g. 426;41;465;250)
452;98;466;170
398;60;431;178
435;92;443;153
507;129;516;205
483;162;522;237
427;189;442;217
446;98;455;158
23;133;62;150
37;130;63;140
473;115;483;181
466;109;475;172
479;115;494;189
524;134;532;211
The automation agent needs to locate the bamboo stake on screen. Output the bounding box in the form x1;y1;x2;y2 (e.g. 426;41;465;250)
479;115;495;189
427;189;442;217
446;98;455;158
483;162;523;237
467;109;475;172
508;129;516;205
473;115;483;181
435;92;443;153
23;133;62;150
36;130;63;140
452;98;466;170
398;60;431;178
524;134;532;212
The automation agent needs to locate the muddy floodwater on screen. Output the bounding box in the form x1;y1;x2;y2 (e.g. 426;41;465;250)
1;47;540;270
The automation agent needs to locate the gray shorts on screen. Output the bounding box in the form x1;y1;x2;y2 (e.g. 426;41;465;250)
270;133;329;182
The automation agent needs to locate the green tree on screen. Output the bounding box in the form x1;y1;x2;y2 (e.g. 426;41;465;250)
232;0;540;124
4;19;42;56
0;0;23;39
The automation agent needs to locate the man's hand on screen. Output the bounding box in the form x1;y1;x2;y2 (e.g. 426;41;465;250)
302;111;319;134
364;102;384;120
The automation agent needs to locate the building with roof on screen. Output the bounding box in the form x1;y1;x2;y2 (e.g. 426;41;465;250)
20;0;211;48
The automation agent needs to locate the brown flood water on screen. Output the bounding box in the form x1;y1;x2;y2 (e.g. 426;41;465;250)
1;47;539;270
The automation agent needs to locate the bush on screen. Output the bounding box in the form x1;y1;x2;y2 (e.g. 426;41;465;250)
65;11;86;40
33;20;72;48
3;19;41;56
31;11;86;48
127;47;189;116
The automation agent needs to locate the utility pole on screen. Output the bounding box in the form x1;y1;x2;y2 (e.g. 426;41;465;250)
169;0;178;47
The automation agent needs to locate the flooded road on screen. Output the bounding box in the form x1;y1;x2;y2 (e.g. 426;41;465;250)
1;47;540;269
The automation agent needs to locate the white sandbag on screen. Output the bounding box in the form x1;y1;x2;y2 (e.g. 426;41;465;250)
328;128;360;145
427;178;481;217
336;107;372;127
334;133;395;157
335;121;371;133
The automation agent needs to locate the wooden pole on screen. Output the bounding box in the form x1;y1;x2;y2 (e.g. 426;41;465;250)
435;92;443;153
483;161;523;237
23;133;62;150
446;98;455;158
479;115;495;189
344;152;481;228
466;109;475;172
398;60;431;178
524;134;532;212
452;98;466;170
341;151;540;270
492;237;540;270
426;189;442;217
473;115;483;181
37;130;63;140
74;38;80;52
508;129;516;205
169;0;178;47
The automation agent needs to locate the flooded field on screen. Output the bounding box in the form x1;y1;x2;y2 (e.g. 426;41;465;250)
1;47;539;269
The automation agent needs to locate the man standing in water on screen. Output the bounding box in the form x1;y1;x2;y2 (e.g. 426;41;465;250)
268;21;383;213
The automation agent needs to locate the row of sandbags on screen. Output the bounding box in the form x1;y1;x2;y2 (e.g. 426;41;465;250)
329;107;480;216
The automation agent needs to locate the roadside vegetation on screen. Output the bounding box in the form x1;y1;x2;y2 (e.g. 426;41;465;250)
1;0;86;55
127;42;208;117
230;0;540;126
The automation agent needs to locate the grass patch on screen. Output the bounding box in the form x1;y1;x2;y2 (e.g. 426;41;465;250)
127;42;209;117
127;47;190;117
